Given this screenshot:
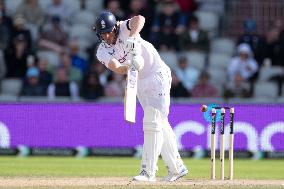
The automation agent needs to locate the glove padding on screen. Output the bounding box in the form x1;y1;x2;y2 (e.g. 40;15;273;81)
125;36;141;55
127;55;144;71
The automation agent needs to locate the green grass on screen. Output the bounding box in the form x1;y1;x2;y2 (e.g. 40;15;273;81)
0;157;283;189
0;157;283;179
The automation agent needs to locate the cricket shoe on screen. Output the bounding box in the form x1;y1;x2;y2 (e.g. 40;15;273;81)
164;165;188;182
133;170;156;182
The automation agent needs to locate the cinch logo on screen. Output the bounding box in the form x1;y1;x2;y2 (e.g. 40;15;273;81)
0;122;10;148
174;121;284;152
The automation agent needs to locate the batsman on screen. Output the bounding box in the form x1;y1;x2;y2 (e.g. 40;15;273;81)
94;11;188;182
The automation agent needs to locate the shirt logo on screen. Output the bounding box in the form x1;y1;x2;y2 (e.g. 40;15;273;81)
101;20;106;29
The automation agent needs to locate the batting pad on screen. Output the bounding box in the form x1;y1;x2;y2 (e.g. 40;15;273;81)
141;107;163;177
161;118;184;174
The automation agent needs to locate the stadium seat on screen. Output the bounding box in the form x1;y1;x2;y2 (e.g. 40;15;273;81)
195;11;219;37
0;94;18;102
0;78;22;96
254;81;278;98
208;53;231;71
227;97;277;104
207;68;227;85
39;0;52;9
258;66;283;81
19;96;49;102
85;0;103;13
184;51;206;70
159;51;178;70
37;51;60;67
5;0;23;15
70;25;93;42
73;10;95;27
63;0;80;12
210;38;235;56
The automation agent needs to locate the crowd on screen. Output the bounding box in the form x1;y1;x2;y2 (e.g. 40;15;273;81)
0;0;283;101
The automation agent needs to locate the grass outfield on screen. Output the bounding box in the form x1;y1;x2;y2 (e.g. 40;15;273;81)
0;157;283;188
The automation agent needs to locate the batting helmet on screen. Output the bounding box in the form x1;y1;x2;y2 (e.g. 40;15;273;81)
93;11;117;35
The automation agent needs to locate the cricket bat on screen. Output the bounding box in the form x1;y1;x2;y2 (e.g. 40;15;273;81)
124;64;138;123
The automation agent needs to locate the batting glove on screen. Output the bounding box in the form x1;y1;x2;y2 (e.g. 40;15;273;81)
127;55;144;71
125;36;141;55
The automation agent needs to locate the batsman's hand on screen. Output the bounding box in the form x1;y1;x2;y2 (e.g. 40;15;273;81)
127;55;144;71
126;36;141;55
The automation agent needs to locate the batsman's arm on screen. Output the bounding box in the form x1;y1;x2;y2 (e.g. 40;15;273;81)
129;15;145;37
108;58;128;75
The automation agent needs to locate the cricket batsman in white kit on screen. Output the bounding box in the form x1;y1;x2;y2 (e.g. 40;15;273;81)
93;11;188;182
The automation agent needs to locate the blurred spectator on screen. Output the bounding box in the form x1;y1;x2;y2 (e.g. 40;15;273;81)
47;67;79;100
178;15;209;52
10;15;32;51
105;0;125;20
4;34;32;78
263;27;284;67
174;56;199;94
175;0;197;15
0;10;12;50
60;52;82;83
38;16;68;53
104;73;125;97
89;60;110;86
191;71;218;97
170;71;189;97
227;43;258;82
15;0;45;28
124;0;155;40
238;19;265;65
46;0;74;26
223;72;251;98
69;40;88;73
0;0;12;27
0;50;6;80
21;67;46;96
150;0;185;51
38;58;53;92
80;72;104;100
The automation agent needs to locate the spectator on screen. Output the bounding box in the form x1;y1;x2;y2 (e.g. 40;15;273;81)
238;19;265;65
46;0;74;26
4;34;32;78
170;71;189;97
150;0;184;51
21;67;46;96
0;11;12;50
80;72;104;100
38;16;68;53
227;43;259;83
263;27;283;66
15;0;45;28
47;67;79;100
174;56;199;94
89;60;110;86
38;58;53;92
104;73;125;97
223;72;251;98
60;52;82;83
178;15;209;52
175;0;198;15
69;40;88;73
105;0;125;20
10;15;32;51
124;0;154;40
0;50;6;80
0;0;13;28
191;71;218;97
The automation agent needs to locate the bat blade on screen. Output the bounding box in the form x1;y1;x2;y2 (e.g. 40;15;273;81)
124;65;138;123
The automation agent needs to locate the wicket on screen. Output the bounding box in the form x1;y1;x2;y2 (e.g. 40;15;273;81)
210;107;234;180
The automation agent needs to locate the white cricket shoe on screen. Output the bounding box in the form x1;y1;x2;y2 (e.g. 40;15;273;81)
133;170;156;182
164;165;188;182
